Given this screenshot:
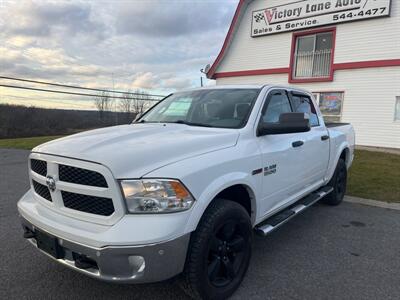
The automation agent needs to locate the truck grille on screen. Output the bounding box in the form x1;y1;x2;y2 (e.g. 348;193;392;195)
31;159;47;176
59;164;108;188
62;191;114;216
32;180;52;201
29;154;122;224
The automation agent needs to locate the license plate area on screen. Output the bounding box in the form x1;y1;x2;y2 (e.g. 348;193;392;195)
35;230;64;259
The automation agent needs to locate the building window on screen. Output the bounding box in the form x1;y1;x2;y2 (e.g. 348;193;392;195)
290;28;335;82
314;92;344;123
395;97;400;121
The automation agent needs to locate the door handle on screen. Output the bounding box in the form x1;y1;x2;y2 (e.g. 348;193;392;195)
321;135;329;141
292;140;304;148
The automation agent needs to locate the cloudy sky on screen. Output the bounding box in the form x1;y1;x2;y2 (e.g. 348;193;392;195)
0;0;238;109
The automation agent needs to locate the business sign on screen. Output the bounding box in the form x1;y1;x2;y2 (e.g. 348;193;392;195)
252;0;391;37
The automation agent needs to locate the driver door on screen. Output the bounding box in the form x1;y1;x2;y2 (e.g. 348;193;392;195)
257;89;307;216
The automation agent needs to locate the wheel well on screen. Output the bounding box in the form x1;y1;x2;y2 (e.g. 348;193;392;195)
340;148;349;165
214;185;254;219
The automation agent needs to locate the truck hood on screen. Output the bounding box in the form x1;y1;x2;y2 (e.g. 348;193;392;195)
33;123;239;178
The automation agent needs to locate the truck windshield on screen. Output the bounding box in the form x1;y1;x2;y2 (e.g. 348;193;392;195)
138;89;260;129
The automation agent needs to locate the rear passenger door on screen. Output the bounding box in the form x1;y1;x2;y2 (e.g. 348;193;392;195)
289;91;329;190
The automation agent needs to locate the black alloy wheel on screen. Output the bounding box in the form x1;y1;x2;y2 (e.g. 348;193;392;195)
336;162;347;200
322;158;347;206
181;199;252;300
208;220;248;287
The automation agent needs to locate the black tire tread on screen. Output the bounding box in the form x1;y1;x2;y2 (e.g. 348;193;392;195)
180;199;250;300
322;158;347;206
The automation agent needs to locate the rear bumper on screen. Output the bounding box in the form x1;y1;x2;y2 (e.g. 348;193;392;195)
21;217;190;283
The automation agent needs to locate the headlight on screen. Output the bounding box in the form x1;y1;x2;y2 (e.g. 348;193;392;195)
120;179;195;213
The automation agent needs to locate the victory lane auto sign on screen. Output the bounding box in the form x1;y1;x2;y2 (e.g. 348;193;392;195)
252;0;391;37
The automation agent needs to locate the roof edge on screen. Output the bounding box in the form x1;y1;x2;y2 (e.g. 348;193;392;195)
206;0;250;79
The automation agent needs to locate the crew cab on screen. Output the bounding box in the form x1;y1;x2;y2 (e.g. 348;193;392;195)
18;85;355;299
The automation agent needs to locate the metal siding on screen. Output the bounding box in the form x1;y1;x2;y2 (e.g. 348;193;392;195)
216;0;400;73
217;0;292;72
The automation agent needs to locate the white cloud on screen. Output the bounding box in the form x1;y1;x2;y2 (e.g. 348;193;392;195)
115;0;237;37
0;0;238;104
131;72;161;89
163;77;192;90
23;47;75;65
0;47;22;61
130;72;198;91
1;0;106;38
5;36;36;48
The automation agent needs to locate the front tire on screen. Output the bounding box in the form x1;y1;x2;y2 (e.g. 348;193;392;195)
322;158;347;206
181;199;252;300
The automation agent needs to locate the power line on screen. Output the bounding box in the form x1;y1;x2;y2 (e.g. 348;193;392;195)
0;93;87;102
1;98;93;109
0;94;94;108
0;84;162;101
0;76;166;98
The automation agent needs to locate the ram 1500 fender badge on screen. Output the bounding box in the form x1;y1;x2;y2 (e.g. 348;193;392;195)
264;164;277;176
252;168;263;175
46;175;56;192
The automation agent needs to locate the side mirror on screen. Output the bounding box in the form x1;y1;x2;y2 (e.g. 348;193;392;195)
257;112;311;136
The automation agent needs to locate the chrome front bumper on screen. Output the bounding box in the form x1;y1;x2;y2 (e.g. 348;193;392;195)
21;217;190;283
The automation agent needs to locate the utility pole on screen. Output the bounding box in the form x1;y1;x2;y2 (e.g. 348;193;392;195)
200;66;209;88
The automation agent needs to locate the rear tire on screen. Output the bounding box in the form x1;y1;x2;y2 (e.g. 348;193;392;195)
322;158;347;206
181;199;252;300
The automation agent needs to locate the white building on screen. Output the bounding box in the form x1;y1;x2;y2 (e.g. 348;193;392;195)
206;0;400;149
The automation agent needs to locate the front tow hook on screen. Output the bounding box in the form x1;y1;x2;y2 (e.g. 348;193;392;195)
74;254;98;270
23;227;36;239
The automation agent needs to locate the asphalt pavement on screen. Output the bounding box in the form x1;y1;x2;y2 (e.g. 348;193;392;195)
1;148;399;300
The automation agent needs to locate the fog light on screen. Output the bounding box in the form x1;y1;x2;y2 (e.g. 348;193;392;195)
128;255;145;273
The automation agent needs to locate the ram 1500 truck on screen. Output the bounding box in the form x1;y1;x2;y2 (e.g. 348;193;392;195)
18;85;355;299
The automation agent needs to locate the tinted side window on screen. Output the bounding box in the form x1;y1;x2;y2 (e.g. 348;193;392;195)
291;94;319;127
262;91;292;123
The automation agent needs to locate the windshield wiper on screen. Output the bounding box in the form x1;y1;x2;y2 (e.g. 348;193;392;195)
168;120;213;128
134;120;161;124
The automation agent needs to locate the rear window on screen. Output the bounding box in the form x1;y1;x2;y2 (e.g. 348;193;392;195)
291;94;319;127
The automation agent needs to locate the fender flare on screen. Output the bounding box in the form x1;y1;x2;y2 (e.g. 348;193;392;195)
326;142;350;183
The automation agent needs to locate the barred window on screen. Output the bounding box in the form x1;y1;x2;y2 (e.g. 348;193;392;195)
293;32;333;79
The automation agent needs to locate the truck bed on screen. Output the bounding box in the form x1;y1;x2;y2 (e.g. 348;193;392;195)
326;122;355;170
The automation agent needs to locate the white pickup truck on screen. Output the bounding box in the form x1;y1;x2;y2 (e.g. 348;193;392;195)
18;85;355;299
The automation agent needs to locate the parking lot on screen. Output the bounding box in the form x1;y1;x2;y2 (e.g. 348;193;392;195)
1;148;399;300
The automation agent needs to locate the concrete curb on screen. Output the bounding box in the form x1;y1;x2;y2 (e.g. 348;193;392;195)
344;196;400;211
356;145;400;155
